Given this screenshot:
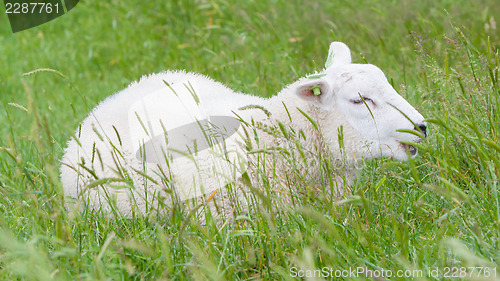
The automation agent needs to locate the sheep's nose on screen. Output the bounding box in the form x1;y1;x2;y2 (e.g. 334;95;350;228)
415;123;427;138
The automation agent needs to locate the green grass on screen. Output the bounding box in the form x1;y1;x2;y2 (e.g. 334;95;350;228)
1;0;499;280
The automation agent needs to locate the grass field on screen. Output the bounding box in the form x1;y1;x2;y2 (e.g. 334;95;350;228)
1;0;499;280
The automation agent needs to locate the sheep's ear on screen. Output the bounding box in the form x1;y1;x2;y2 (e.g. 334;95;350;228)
325;42;352;68
295;78;332;108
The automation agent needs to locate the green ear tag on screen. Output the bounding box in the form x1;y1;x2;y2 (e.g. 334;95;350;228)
310;85;321;96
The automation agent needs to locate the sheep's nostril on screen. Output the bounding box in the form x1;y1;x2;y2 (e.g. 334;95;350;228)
416;123;427;138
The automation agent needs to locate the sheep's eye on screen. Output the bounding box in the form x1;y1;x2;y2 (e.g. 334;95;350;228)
350;97;372;105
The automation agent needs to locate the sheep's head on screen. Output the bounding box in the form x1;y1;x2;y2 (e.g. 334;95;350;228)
295;42;427;161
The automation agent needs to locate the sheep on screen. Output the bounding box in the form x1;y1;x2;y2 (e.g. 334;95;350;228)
60;42;427;219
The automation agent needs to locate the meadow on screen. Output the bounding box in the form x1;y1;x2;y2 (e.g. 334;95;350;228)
0;0;499;280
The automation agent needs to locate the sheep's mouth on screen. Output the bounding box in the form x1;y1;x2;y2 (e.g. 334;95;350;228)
400;143;418;156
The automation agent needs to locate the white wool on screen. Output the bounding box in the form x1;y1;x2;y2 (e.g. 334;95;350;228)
60;42;426;218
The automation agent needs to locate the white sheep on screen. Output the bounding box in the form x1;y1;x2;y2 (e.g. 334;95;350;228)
60;42;427;219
